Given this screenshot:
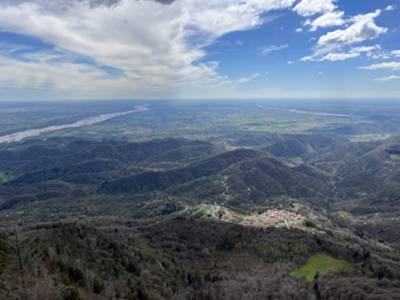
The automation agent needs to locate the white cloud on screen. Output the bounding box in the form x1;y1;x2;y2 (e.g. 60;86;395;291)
301;56;312;61
236;73;260;84
351;45;380;53
0;0;297;98
293;0;336;17
308;45;381;62
261;44;288;55
392;50;400;57
302;9;388;63
375;75;400;82
0;43;34;55
321;52;360;61
359;62;400;70
305;10;345;31
318;10;387;47
385;5;396;11
0;51;116;91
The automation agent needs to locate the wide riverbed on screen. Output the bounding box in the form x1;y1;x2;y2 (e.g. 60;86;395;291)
0;105;148;144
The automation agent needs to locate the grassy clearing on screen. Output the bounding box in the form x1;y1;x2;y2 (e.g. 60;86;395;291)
291;253;353;282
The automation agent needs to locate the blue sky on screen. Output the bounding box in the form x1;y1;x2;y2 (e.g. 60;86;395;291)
0;0;399;100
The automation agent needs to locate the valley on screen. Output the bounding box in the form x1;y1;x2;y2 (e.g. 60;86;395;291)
1;100;400;299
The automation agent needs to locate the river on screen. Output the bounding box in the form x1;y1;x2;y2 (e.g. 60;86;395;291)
0;105;148;144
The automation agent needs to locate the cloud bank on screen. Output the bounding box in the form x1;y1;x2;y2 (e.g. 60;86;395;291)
0;0;299;98
0;0;396;99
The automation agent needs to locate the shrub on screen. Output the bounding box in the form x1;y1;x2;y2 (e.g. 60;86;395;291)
61;287;81;300
92;277;105;294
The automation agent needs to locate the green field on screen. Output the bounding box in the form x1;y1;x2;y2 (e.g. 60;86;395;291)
291;253;353;282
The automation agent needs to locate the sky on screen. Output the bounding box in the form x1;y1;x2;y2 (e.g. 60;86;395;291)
0;0;399;101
